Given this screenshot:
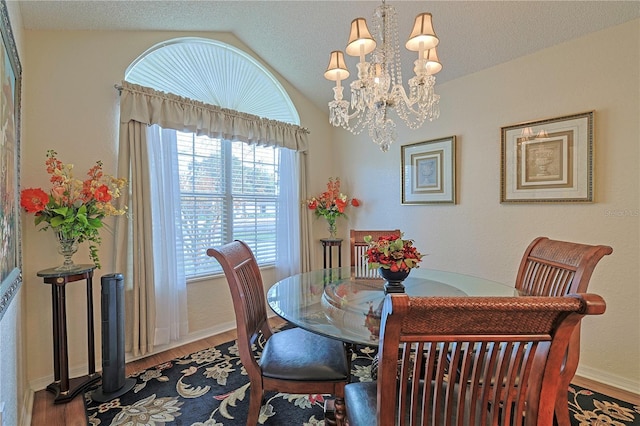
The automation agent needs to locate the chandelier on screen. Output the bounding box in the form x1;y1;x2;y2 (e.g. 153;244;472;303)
324;0;442;152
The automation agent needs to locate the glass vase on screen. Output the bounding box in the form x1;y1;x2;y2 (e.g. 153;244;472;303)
55;232;79;271
327;217;337;239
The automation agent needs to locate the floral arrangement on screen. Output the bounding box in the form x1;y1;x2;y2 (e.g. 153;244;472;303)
305;177;360;237
20;150;127;268
364;233;423;272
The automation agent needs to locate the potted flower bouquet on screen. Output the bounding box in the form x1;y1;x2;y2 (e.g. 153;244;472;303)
305;177;360;238
20;150;127;269
364;233;423;293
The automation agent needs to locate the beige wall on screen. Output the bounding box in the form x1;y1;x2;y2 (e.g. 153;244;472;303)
18;17;639;407
21;29;333;391
0;2;27;425
331;20;640;392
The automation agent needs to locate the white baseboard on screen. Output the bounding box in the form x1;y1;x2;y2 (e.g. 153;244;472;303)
577;365;640;395
20;388;33;426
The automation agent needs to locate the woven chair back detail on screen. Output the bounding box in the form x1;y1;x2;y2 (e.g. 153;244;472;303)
516;237;613;296
374;293;605;426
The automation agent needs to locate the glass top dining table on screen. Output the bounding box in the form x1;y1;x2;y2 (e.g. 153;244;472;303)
266;267;525;346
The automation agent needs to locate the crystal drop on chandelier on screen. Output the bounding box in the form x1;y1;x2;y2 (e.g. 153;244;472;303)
325;2;442;152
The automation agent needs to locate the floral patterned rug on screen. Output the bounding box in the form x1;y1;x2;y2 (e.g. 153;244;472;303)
85;328;639;425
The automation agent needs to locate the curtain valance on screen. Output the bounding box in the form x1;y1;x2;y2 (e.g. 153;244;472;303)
118;81;309;152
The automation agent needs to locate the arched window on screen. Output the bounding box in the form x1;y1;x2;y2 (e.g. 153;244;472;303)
126;37;299;124
125;37;301;278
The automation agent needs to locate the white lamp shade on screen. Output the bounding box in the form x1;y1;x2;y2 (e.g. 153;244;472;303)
324;50;350;81
406;13;439;51
536;129;549;139
425;47;442;75
345;18;377;57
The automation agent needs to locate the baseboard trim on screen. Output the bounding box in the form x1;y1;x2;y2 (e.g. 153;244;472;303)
576;365;640;397
21;388;33;426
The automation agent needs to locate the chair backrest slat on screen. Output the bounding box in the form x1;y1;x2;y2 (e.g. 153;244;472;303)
350;229;401;278
207;240;271;377
375;293;606;426
516;236;612;296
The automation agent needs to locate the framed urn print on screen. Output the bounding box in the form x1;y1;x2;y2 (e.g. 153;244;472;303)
401;136;456;204
500;111;593;203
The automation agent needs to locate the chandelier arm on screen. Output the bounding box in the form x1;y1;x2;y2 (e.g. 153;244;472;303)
325;1;441;151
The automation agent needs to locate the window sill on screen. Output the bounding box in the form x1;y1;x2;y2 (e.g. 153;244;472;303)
186;263;275;285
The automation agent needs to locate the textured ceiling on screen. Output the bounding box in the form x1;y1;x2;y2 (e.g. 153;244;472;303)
17;1;640;112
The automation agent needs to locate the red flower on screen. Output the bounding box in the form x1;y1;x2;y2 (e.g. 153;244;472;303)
364;233;423;272
20;188;49;213
308;394;325;404
303;177;360;225
94;185;112;202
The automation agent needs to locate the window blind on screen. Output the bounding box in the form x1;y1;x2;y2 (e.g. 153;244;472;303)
177;131;279;278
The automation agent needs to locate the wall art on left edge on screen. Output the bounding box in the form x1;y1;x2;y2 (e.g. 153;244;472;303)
0;0;23;321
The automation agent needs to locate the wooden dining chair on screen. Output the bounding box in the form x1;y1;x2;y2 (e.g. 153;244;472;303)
207;240;350;426
350;229;401;278
516;236;612;426
338;293;606;426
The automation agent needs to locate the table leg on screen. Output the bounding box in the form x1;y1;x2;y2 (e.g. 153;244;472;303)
323;246;328;269
50;284;61;384
334;397;346;425
39;267;101;403
57;285;70;396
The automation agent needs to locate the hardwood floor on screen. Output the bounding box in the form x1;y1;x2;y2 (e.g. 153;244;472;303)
30;319;639;425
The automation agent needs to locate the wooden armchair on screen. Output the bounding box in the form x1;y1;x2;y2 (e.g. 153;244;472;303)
339;293;606;426
350;229;401;278
516;236;612;426
207;240;350;425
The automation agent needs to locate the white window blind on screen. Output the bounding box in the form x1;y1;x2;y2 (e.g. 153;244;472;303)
177;131;279;278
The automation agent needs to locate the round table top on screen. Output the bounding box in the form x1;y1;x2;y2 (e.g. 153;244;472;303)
266;267;524;346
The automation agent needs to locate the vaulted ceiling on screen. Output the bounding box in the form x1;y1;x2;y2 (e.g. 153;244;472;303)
17;1;640;112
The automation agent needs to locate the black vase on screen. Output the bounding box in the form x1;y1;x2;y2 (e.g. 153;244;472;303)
379;267;410;294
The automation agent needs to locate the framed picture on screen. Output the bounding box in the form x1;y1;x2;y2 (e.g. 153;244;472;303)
0;0;22;322
401;136;456;204
501;111;593;203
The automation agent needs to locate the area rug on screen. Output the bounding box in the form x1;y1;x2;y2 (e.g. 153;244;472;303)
85;329;639;425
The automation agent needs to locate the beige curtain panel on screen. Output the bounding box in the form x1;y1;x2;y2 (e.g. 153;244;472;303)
115;81;310;356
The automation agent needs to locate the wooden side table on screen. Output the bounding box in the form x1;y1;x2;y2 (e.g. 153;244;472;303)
320;238;343;269
37;264;100;404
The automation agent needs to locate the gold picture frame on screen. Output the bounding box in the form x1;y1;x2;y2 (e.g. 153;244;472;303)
501;111;593;203
401;136;456;204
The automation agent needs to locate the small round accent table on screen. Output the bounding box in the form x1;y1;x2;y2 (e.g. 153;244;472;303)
320;238;343;268
37;264;100;403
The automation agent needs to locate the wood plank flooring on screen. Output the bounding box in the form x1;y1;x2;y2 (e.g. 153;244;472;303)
30;319;639;425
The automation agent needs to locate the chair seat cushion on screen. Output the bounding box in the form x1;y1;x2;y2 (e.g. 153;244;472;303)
344;381;377;426
260;327;349;381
